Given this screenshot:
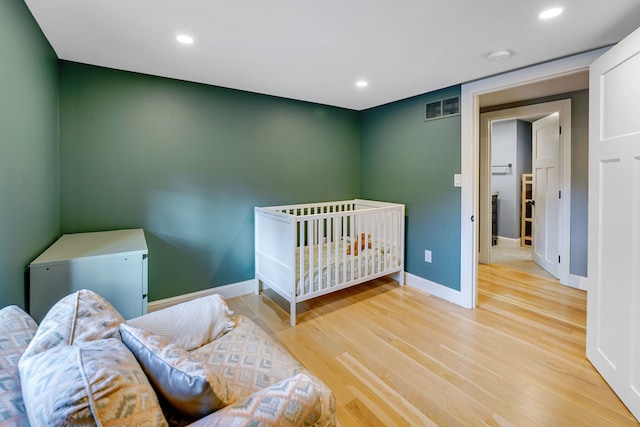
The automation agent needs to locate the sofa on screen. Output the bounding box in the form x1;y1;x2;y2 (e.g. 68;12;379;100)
0;290;336;427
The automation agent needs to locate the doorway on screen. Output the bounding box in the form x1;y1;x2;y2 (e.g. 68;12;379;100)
479;100;572;284
487;115;557;279
458;48;602;309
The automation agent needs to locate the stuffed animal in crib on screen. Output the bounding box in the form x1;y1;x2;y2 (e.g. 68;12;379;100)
347;233;372;255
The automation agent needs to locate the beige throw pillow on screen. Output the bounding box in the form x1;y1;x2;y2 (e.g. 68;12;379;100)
126;294;234;351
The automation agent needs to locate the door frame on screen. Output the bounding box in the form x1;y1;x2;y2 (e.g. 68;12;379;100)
479;100;571;286
459;48;607;309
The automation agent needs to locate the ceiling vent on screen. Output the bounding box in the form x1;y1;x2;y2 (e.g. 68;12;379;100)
425;96;460;121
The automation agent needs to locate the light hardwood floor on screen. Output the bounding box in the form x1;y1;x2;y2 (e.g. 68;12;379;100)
226;265;638;426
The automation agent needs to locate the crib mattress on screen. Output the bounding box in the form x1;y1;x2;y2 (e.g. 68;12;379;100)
295;239;398;296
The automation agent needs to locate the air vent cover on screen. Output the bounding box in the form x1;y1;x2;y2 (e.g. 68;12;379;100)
425;96;460;121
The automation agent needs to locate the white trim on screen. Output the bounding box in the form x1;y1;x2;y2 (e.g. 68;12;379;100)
460;81;479;309
460;48;607;309
405;272;467;307
569;274;588;291
148;280;255;312
496;236;521;248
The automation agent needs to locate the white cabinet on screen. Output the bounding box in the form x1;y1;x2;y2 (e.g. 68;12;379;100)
29;229;148;322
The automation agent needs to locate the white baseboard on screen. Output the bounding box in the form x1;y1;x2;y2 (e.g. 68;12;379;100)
569;274;588;291
405;272;469;308
496;236;521;248
150;272;473;313
148;280;255;312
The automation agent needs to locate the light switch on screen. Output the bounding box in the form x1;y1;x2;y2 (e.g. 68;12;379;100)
454;174;462;187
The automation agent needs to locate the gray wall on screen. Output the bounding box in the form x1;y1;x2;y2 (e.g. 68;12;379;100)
482;89;589;277
516;120;533;180
0;0;59;308
491;119;531;239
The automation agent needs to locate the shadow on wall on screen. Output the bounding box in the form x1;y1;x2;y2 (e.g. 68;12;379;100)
144;180;255;301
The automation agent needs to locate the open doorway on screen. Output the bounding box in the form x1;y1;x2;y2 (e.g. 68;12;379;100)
483;108;568;280
458;49;601;309
479;99;573;285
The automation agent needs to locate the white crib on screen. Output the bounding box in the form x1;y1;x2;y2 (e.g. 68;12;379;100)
255;199;405;325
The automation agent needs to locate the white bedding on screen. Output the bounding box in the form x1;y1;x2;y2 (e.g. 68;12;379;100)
295;239;398;296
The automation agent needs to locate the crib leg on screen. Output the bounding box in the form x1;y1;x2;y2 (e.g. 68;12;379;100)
394;271;405;286
290;300;297;326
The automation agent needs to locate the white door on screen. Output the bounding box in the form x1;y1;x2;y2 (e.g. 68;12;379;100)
532;113;560;278
587;26;640;421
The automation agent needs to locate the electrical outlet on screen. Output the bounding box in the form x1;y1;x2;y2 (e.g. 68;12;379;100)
424;250;432;263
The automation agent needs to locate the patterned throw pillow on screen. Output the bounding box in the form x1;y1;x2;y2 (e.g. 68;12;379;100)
18;290;167;427
191;374;323;427
19;339;167;427
22;289;125;359
120;324;237;419
190;315;305;398
0;305;38;427
127;294;235;351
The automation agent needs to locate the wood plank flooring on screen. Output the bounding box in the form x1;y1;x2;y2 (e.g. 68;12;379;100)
226;265;638;426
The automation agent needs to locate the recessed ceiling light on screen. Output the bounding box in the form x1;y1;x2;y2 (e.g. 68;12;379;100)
539;7;563;20
356;80;368;88
487;49;512;62
176;34;194;44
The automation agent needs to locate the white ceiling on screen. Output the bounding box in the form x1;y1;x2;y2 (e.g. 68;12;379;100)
24;0;640;111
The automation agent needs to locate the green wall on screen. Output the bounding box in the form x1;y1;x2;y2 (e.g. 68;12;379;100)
0;0;59;308
0;3;464;306
58;62;360;301
360;86;462;291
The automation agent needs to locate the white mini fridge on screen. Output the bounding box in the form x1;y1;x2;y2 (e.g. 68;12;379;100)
29;229;148;322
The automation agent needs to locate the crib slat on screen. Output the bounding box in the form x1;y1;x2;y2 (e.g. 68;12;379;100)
326;217;331;289
377;211;381;273
350;213;355;282
299;220;305;297
360;213;365;278
335;215;339;285
391;210;396;267
387;211;392;268
342;214;347;284
365;213;370;277
318;218;324;292
394;210;399;267
308;219;314;296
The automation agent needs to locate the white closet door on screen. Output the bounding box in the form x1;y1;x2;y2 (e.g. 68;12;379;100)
587;26;640;421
